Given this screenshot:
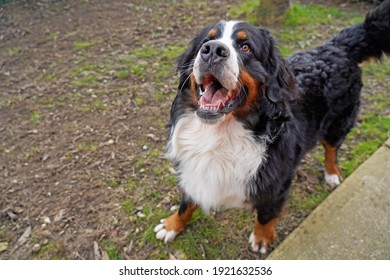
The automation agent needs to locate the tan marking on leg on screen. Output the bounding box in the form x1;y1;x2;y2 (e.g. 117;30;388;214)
323;140;343;180
252;216;279;250
163;204;197;233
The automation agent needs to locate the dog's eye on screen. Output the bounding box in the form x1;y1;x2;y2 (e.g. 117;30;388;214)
241;44;251;53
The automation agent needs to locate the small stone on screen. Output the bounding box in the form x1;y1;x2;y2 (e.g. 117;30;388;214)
14;207;24;214
42;239;49;245
137;212;146;218
7;211;17;221
0;242;9;252
28;129;38;134
168;167;177;174
54;209;65;222
146;133;159;141
43;216;51;224
170;205;178;212
32;244;41;253
40;230;52;238
16;226;31;247
142;144;148;151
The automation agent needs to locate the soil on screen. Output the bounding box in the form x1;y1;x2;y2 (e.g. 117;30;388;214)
0;0;385;260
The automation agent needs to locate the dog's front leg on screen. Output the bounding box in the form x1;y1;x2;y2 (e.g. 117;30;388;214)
249;202;284;254
154;196;197;243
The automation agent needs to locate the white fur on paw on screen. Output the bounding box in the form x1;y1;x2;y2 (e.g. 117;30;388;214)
325;172;341;187
154;221;178;243
248;232;267;254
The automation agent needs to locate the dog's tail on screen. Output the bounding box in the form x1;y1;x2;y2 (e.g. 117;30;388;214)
331;0;390;63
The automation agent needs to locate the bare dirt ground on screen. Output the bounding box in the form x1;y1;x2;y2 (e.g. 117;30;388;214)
0;0;388;260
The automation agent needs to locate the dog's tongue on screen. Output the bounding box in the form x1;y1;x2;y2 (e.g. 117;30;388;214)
199;86;229;108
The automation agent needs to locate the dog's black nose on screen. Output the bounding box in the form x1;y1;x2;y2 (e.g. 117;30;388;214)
200;41;230;66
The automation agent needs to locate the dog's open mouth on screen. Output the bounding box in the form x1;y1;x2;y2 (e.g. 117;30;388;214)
196;74;241;123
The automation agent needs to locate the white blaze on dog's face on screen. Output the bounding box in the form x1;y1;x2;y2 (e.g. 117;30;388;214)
193;21;240;91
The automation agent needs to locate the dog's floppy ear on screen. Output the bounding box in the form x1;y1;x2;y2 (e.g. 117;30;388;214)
258;29;297;103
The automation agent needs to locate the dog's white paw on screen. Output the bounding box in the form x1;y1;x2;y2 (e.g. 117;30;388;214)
154;219;179;243
324;171;341;187
248;231;267;254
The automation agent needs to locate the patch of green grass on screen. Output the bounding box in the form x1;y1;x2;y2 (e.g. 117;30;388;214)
298;185;330;211
7;46;21;56
129;47;160;59
123;179;137;191
101;240;123;260
131;63;147;78
120;197;136;215
134;96;146;106
163;174;177;188
30;111;42;124
181;15;193;24
148;149;162;158
24;146;39;161
49;31;59;41
154;92;166;101
38;73;55;82
342;114;390;176
143;209;244;259
362;57;390;82
128;44;185;79
37;242;66;260
283;4;342;27
117;69;130;79
228;0;259;24
155;62;172;79
73;75;100;88
278;45;294;58
69;62;106;88
73;41;93;51
68;62;102;77
77;141;98;152
161;45;185;61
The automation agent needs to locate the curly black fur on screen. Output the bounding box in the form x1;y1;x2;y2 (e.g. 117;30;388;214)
170;1;390;226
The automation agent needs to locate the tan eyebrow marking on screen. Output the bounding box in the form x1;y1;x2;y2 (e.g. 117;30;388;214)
237;31;247;40
208;28;217;38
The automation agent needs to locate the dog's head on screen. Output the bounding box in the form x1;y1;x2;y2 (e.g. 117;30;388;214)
177;21;296;124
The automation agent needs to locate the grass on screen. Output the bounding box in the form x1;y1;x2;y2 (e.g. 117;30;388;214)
73;41;93;51
102;239;123;260
30;111;42;124
282;4;342;27
7;46;21;56
228;0;260;24
341;113;390;176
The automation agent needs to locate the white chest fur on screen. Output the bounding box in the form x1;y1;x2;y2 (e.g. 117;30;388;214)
167;113;268;211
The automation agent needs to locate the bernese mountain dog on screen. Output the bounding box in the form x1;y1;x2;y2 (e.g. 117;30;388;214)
154;1;390;253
